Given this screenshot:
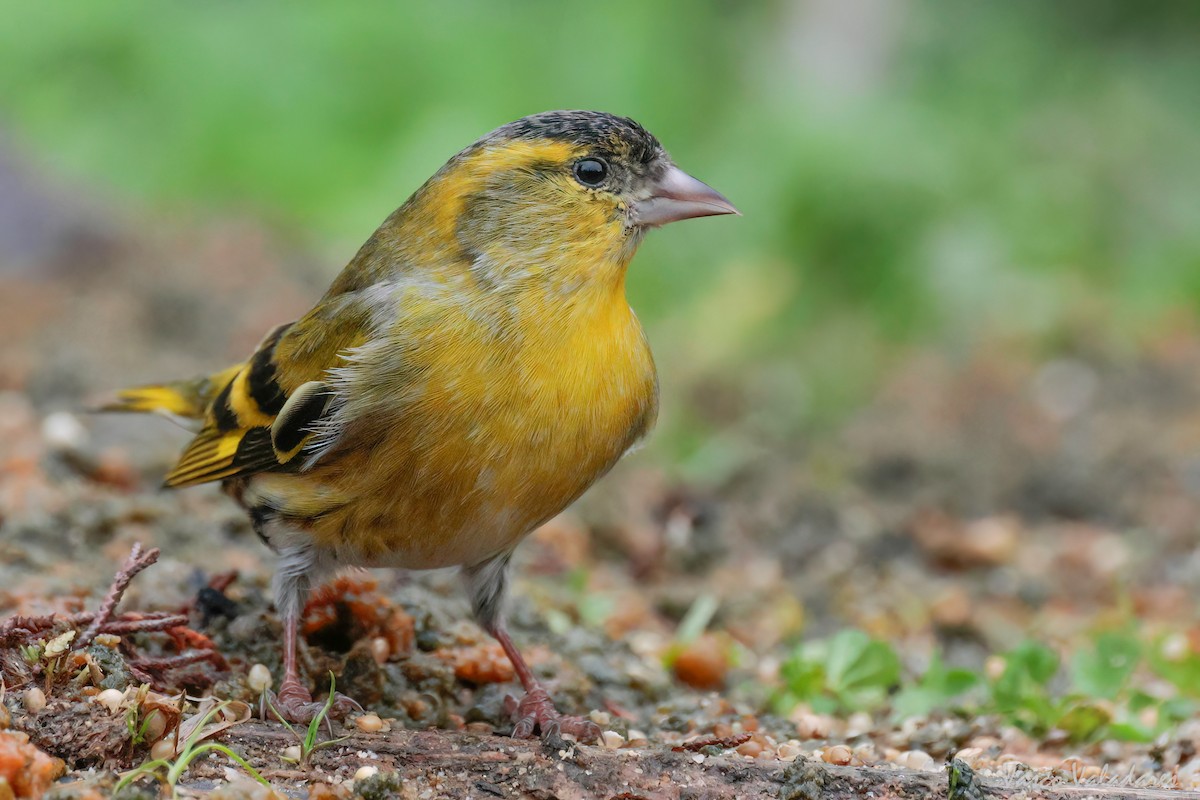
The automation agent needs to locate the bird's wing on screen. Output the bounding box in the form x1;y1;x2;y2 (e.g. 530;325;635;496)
164;296;374;488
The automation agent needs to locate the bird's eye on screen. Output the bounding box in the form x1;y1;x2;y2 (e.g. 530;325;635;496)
573;158;609;187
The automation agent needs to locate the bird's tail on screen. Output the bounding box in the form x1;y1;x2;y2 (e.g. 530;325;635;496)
97;365;242;420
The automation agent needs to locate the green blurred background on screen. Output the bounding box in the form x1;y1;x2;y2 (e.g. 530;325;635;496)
2;0;1199;475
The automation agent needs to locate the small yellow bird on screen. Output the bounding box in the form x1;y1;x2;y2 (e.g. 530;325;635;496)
106;110;737;740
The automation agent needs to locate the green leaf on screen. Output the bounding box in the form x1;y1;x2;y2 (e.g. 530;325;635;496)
1148;638;1200;698
824;630;901;695
779;649;826;700
891;653;981;719
1070;632;1140;700
992;641;1058;709
1057;700;1111;742
1105;721;1156;743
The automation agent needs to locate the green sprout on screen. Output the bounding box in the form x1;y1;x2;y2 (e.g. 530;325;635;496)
114;700;267;796
264;672;351;766
125;705;162;749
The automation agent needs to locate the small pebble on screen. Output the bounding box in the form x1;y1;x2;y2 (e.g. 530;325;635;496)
737;739;764;758
95;688;124;714
852;744;877;765
794;713;830;740
42;411;87;450
845;711;873;737
247;663;272;693
777;742;802;761
672;634;728;691
282;745;302;762
22;688;46;714
355;713;384;733
588;709;611;727
94;634;121;648
955;747;984;768
353;765;379;781
822;745;852;765
896;750;937;772
601;731;626;749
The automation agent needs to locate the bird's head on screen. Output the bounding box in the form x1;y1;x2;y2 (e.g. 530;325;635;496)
398;110;738;293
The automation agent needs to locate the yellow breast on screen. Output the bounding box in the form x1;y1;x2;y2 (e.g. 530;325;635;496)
271;275;658;569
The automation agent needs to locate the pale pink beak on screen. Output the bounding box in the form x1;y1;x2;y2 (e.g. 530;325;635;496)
632;165;740;227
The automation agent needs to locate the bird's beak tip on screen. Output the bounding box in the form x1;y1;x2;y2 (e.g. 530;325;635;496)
632;165;740;227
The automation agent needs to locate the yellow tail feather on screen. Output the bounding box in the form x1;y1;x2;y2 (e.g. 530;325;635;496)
99;366;242;420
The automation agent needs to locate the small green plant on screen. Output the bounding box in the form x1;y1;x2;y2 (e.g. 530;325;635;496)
773;627;1200;745
125;705;162;749
773;629;901;714
891;651;980;719
265;672;350;766
988;640;1061;734
114;700;267;796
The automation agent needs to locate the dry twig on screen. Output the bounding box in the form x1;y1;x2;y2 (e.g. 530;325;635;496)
672;732;753;752
131;651;225;672
76;542;160;649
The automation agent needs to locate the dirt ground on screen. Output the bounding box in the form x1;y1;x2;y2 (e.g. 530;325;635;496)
4;164;1200;797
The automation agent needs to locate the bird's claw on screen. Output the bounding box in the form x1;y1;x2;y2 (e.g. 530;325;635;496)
504;686;601;743
264;676;361;725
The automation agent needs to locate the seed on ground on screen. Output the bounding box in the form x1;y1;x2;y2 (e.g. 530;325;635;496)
955;747;985;767
896;750;937;772
737;739;764;758
22;688;46;714
794;713;830;740
94;689;124;714
777;742;803;761
247;663;272;693
355;713;384;733
822;745;852;765
151;735;177;761
601;731;626;749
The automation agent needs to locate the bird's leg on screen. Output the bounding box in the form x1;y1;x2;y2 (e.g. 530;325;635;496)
266;609;362;724
493;624;602;742
464;554;601;743
275;612;313;707
262;543;360;723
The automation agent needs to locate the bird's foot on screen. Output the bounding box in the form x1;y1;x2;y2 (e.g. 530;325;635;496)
504;685;601;743
264;676;361;724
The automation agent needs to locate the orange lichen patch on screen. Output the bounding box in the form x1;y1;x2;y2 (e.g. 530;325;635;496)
302;575;414;658
0;731;65;798
437;643;515;685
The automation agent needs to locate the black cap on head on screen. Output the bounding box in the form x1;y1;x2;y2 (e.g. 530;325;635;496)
488;110;663;165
